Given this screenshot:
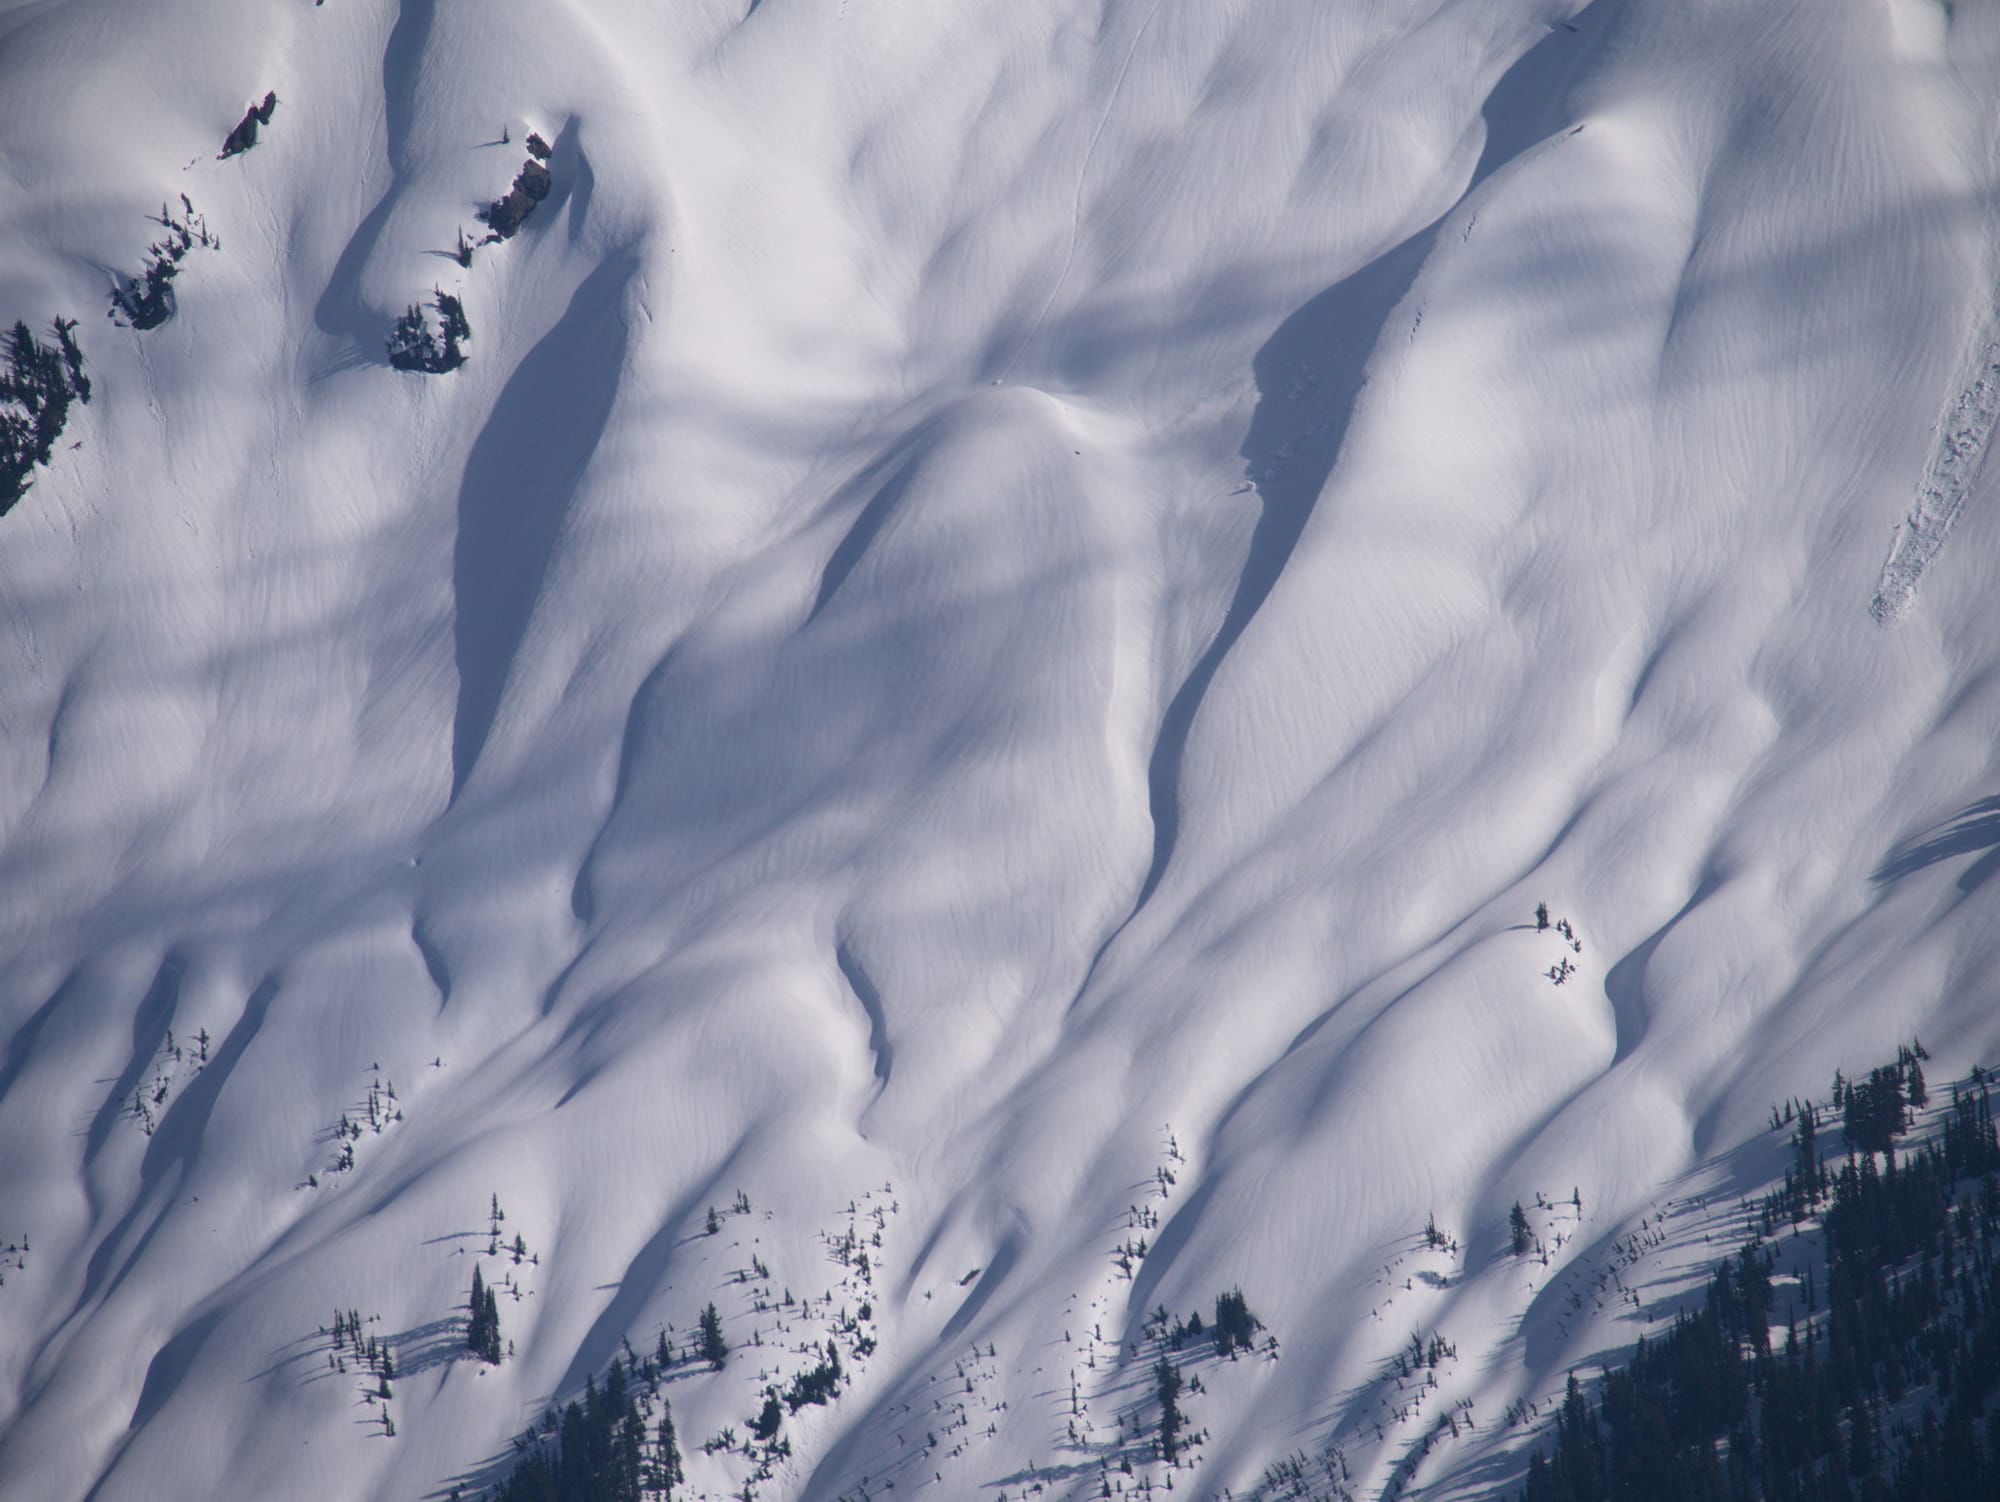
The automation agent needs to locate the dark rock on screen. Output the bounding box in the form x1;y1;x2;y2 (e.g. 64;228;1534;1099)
221;93;278;158
478;158;553;237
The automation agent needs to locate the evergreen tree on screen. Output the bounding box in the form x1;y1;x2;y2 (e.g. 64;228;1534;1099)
468;1265;503;1364
482;1283;503;1364
1213;1288;1260;1357
1154;1356;1184;1464
386;292;472;373
656;1397;684;1496
1520;1051;2000;1502
1509;1201;1532;1257
468;1265;488;1357
0;317;90;512
698;1302;727;1369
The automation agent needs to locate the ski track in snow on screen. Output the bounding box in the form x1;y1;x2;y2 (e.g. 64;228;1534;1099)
1872;313;2000;624
1873;37;2000;626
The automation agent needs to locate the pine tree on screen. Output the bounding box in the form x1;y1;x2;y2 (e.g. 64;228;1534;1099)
1154;1356;1184;1463
656;1397;684;1496
482;1283;503;1364
469;1265;488;1357
1509;1202;1532;1257
699;1302;727;1369
1212;1288;1259;1357
468;1265;502;1364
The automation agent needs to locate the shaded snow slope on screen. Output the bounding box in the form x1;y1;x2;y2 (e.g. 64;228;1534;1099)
3;0;2000;1498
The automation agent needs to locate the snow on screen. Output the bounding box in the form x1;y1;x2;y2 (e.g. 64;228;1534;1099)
3;0;2000;1498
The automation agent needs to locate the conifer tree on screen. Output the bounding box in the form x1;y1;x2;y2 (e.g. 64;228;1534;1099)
468;1265;503;1364
656;1397;684;1496
468;1265;488;1356
482;1282;503;1364
1212;1288;1259;1357
1154;1356;1184;1463
699;1302;727;1369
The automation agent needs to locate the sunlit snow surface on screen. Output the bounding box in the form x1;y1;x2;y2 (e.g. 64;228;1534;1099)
3;0;2000;1498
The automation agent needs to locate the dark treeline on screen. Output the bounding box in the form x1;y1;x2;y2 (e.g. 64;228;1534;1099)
1523;1051;2000;1502
476;1339;685;1502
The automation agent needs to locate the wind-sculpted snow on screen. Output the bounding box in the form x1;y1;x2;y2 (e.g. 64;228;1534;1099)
3;1;2000;1500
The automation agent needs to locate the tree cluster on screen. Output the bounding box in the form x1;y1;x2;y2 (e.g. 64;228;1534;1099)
111;198;216;330
780;1338;841;1411
483;1357;684;1502
1841;1047;1928;1157
1214;1287;1262;1358
329;1308;396;1387
1;318;90;512
469;1264;504;1365
1521;1054;2000;1502
387;291;471;373
1155;1355;1186;1463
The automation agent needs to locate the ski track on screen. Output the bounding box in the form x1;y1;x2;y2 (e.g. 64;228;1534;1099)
1872;317;2000;624
1873;34;2000;625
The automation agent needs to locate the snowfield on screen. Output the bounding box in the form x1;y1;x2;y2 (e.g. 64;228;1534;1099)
3;0;2000;1498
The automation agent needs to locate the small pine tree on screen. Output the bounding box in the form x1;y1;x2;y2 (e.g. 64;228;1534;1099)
1509;1201;1532;1257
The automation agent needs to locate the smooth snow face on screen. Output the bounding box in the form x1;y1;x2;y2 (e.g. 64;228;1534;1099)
2;1;2000;1499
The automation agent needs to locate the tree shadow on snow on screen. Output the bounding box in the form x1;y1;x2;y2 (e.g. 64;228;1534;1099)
1873;795;2000;892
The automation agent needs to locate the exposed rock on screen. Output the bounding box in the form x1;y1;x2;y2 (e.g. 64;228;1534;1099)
478;158;552;238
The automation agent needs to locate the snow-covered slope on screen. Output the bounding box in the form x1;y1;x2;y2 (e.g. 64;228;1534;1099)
3;0;2000;1497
